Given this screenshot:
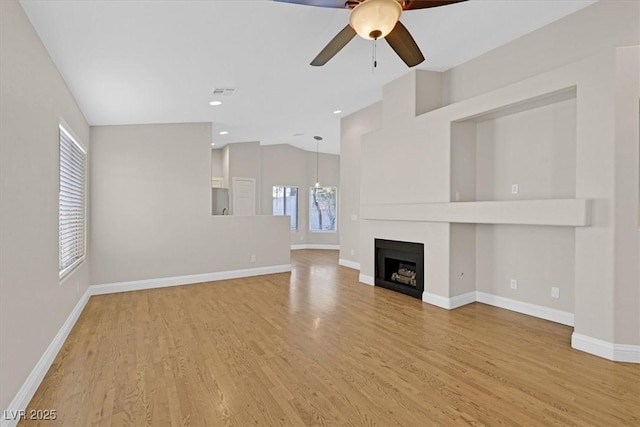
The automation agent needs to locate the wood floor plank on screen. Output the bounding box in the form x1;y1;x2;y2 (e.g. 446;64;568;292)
20;249;640;426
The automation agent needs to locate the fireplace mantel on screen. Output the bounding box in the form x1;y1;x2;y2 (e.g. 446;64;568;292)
360;199;590;227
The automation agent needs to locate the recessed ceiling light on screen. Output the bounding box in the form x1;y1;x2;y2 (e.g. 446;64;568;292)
209;100;222;106
219;131;229;135
333;110;342;114
211;142;215;146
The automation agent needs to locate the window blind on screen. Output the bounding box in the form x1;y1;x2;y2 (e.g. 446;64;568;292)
59;124;87;277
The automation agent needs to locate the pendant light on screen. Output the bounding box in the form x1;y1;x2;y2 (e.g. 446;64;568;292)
314;136;323;188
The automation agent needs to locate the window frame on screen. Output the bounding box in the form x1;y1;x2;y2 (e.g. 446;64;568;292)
272;185;299;231
308;186;338;233
58;120;87;280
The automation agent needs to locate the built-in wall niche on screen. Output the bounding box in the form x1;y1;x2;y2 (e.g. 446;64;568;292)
451;87;577;203
447;87;579;322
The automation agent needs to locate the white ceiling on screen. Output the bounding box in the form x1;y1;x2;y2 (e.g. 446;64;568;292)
20;0;595;154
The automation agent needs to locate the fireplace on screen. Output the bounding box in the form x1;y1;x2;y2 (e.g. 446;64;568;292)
375;239;424;299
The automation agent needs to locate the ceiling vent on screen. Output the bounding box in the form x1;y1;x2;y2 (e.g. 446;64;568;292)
212;88;237;96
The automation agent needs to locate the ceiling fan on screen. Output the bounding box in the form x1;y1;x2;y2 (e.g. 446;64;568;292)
275;0;467;67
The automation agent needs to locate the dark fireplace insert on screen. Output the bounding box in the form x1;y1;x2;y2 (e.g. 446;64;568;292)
375;239;424;299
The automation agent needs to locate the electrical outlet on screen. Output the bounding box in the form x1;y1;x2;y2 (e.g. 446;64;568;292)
350;249;355;256
511;184;519;194
551;287;560;299
510;279;518;290
351;214;358;221
250;255;256;262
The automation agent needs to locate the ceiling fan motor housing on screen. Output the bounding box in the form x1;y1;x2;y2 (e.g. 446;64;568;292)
306;0;464;67
349;0;403;40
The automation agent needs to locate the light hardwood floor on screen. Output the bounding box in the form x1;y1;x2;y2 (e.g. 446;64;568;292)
23;250;640;426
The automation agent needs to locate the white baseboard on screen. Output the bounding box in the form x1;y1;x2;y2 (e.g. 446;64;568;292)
475;291;574;326
291;244;339;250
420;290;574;327
91;265;292;295
572;333;640;363
359;274;374;286
1;289;91;427
422;291;476;309
338;258;360;270
421;291;638;363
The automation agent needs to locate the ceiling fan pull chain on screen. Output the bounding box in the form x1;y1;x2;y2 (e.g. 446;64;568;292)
372;39;377;72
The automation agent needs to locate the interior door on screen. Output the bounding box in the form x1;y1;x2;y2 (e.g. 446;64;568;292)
232;177;256;216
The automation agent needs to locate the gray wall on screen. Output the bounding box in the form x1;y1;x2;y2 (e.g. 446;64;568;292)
612;47;640;345
342;1;640;348
339;103;382;266
476;225;575;313
0;0;91;410
306;149;340;246
261;144;340;246
474;97;577;312
260;144;308;245
211;148;223;183
216;143;341;247
90;124;290;285
471;1;640;346
475;98;577;201
227;142;261;215
222;145;230;190
442;0;640;104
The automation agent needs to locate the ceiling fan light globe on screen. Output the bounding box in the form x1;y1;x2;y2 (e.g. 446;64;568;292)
349;0;402;40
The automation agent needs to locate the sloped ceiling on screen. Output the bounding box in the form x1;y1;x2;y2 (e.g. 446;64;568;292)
19;0;595;153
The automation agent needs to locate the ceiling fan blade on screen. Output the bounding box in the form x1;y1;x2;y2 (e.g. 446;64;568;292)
310;25;357;66
385;21;425;67
273;0;347;8
403;0;467;11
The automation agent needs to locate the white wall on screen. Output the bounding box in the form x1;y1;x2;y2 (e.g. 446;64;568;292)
0;0;91;410
90;124;290;285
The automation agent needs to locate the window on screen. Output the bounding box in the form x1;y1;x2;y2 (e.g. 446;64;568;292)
273;186;298;231
309;187;337;232
59;123;87;278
